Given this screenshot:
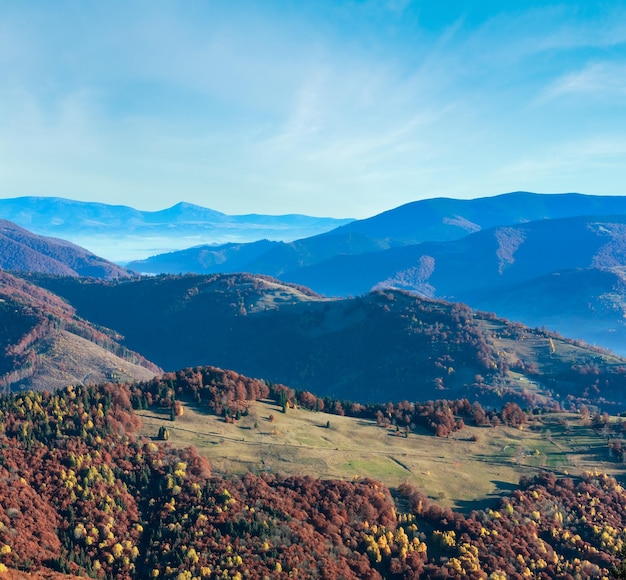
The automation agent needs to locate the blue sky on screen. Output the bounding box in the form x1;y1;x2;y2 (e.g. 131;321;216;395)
0;1;625;218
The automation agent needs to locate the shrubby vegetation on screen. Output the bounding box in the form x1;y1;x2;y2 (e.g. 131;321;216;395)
292;388;528;437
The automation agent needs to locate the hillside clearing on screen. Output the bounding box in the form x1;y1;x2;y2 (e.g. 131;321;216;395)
138;400;626;511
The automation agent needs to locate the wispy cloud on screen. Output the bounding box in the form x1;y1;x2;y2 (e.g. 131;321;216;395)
0;1;625;218
539;62;626;102
490;136;626;196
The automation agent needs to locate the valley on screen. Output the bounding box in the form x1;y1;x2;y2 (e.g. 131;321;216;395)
0;197;354;263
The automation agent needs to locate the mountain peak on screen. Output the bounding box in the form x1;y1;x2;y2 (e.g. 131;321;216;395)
164;201;225;214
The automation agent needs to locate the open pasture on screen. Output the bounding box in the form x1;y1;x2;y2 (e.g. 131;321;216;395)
138;400;626;511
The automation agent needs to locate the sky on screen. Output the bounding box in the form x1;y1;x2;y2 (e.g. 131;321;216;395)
0;1;625;219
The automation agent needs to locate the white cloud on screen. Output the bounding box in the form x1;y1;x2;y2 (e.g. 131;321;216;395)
539;62;626;102
1;1;626;219
490;136;626;196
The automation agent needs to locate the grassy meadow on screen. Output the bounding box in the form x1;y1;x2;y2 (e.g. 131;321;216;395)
138;400;626;512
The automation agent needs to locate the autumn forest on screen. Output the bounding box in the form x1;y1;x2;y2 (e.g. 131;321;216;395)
1;367;626;579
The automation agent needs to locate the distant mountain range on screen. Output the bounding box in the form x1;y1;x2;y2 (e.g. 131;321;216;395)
331;190;626;244
4;190;626;360
124;193;626;354
0;196;354;262
0;272;159;391
128;192;626;275
26;272;626;411
0;219;132;279
285;214;626;296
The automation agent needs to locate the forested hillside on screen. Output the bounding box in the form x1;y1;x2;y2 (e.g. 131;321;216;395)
26;273;626;412
0;272;159;391
1;370;626;578
0;220;132;279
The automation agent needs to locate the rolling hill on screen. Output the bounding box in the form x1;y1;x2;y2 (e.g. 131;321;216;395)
3;193;626;579
274;215;626;354
0;220;133;279
0;272;160;391
25;272;626;411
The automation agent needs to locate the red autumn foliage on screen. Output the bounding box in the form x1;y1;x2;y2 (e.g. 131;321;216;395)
0;369;625;579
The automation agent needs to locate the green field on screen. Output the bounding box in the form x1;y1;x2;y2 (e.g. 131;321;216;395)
138;400;626;512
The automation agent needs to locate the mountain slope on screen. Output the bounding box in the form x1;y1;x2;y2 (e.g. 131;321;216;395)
128;239;281;275
0;220;133;279
332;190;626;245
0;197;354;262
127;192;626;276
26;273;626;411
0;272;160;391
274;215;626;354
127;232;387;276
3;378;626;578
473;267;626;353
285;215;626;299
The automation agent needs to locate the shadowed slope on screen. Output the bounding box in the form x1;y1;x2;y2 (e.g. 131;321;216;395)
26;273;626;411
0;220;133;279
0;272;160;391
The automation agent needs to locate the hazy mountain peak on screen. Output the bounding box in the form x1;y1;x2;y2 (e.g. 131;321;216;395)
156;201;227;217
0;196;353;262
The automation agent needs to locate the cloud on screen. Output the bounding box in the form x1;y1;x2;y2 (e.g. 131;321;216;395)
477;4;626;55
383;0;413;13
1;1;626;219
490;136;626;196
539;62;626;102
